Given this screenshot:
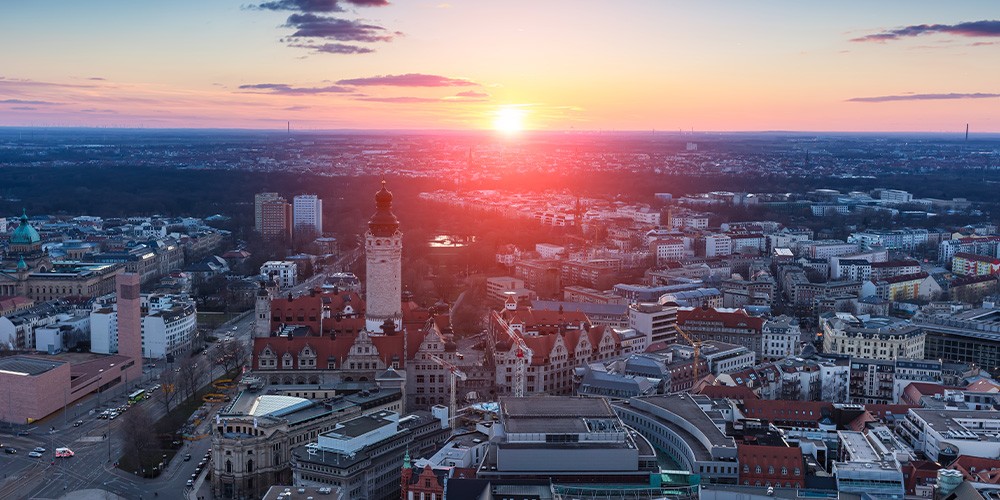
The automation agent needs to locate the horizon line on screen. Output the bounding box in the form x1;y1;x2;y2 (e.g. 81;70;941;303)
1;125;998;136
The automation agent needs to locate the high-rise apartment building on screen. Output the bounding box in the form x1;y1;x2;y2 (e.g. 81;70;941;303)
260;198;292;241
254;192;281;234
292;194;323;237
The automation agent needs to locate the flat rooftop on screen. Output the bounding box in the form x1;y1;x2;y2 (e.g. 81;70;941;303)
69;355;133;387
502;396;618;434
911;408;1000;439
838;431;880;462
612;401;714;462
630;394;734;449
322;410;395;439
0;355;66;376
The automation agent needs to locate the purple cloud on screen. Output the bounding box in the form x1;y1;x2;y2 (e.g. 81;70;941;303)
284;13;395;42
455;90;489;98
0;99;61;105
10;106;36;111
239;83;353;95
287;42;375;54
355;94;490;104
848;92;1000;103
852;20;1000;42
252;0;388;12
337;73;477;87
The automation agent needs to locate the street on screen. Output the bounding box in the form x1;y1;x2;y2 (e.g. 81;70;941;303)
0;311;257;500
0;264;346;500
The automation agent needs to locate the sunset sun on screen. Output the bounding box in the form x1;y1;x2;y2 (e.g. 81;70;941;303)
493;106;526;134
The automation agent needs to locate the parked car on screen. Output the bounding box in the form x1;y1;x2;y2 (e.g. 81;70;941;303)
33;447;45;453
184;453;192;461
186;480;193;488
28;451;43;458
73;420;84;427
5;448;16;454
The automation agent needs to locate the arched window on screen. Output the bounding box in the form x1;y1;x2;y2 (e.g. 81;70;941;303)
781;467;787;475
743;465;749;473
768;466;774;475
247;458;254;473
755;466;761;474
226;459;233;473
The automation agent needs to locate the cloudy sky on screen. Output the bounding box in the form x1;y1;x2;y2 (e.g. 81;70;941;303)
1;1;998;131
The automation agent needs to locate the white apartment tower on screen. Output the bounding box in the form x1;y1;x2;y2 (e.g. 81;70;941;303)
293;194;323;237
365;181;403;332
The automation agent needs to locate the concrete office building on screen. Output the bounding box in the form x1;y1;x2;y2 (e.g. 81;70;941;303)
477;397;660;484
628;302;678;344
613;393;739;484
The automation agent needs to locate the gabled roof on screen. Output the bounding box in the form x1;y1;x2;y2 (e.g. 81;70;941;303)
678;306;764;331
953;455;1000;484
737;443;804;471
963;379;1000;393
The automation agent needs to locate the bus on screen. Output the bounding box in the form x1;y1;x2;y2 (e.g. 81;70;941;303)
55;447;74;458
128;389;146;404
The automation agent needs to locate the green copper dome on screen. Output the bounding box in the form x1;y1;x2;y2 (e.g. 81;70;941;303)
11;209;41;245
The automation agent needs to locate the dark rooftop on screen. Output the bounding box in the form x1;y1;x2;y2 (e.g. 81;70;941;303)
0;355;66;376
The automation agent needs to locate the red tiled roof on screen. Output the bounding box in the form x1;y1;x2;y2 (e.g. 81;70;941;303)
882;271;929;284
900;382;962;406
952;274;1000;286
953;456;1000;485
954;252;1000;264
848;411;876;432
864;404;915;421
871;260;920;269
737;443;805;486
966;379;1000;393
741;400;832;424
677;307;764;331
697;384;760;400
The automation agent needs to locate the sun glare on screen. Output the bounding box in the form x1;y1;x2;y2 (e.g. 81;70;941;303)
493;106;526;134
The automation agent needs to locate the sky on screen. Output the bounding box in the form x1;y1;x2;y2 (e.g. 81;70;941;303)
1;1;999;132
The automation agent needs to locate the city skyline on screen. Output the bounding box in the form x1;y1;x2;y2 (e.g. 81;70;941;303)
1;1;999;132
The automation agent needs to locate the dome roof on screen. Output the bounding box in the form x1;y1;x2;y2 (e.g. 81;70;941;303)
375;181;393;204
11;210;40;245
368;180;399;236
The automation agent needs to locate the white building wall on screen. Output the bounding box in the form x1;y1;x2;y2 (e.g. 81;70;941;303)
89;310;118;354
293;194;323;236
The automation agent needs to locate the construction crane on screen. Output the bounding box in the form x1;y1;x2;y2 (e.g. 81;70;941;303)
674;324;703;390
428;354;468;422
490;310;532;398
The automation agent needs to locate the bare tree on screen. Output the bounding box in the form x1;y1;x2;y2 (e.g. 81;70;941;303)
121;405;156;474
157;369;179;413
218;340;248;375
178;356;206;401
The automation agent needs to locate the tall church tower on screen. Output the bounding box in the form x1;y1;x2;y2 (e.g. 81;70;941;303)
365;180;403;332
254;280;273;338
